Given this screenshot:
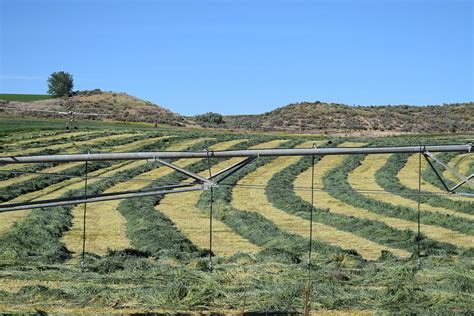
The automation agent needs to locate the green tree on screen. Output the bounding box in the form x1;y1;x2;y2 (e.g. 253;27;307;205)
47;71;74;97
195;112;223;124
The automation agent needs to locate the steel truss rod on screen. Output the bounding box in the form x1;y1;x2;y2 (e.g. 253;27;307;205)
211;156;258;184
0;184;202;213
422;150;474;196
149;157;212;185
0;156;259;212
423;151;474;189
1;144;472;165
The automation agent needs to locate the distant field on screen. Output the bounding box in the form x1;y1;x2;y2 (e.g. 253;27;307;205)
0;94;55;102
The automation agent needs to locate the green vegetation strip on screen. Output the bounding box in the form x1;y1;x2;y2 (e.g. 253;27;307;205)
0;135;192;263
0;133;159;202
377;153;473;216
325;154;473;237
196;138;350;262
263;148;446;256
0;130;107;152
422;152;474;195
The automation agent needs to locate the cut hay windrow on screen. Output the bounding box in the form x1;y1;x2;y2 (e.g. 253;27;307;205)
157;139;261;256
399;154;472;203
443;153;473;182
0;130;67;146
0;135;174;201
348;154;474;221
62;137;211;256
0;136;175;236
296;151;473;250
0;131;98;152
0;132;140;157
233;142;406;260
378;153;473;216
431;153;474;195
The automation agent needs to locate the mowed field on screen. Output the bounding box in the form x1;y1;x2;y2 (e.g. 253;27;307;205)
0;120;472;313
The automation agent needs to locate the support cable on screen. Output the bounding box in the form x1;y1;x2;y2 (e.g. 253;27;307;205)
81;159;89;271
304;146;316;316
416;146;423;270
206;149;214;272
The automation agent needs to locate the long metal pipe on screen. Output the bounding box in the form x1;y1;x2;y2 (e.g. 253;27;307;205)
0;185;205;212
0;144;471;164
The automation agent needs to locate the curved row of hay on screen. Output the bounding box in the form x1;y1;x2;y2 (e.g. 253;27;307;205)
348;154;474;221
312;153;472;250
62;137;211;256
0;134;174;235
232;146;409;260
0;132;138;158
1;129;471;262
0;132;150;188
156;139;264;256
399;154;472;203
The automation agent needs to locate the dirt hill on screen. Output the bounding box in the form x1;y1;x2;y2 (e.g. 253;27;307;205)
0;90;188;126
218;102;474;134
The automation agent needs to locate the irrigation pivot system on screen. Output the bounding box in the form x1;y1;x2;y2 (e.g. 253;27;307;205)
0;143;472;213
1;141;472;287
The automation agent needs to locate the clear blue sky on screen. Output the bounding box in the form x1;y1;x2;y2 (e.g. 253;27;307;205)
1;0;472;115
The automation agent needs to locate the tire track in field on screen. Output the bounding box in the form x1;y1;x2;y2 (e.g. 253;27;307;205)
232;142;406;260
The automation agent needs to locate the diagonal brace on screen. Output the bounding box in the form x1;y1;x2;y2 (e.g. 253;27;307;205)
210;156;258;184
423;151;474;195
423;151;474;189
150;157;213;185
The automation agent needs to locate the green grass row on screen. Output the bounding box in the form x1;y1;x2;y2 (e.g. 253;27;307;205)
325;153;473;235
266;151;456;256
377;153;473;216
0;132;163;202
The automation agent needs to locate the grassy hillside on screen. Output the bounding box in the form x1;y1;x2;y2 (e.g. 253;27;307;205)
0;94;54;102
217;102;474;134
0;90;189;127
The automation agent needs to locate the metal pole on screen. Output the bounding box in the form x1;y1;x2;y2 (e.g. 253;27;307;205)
206;149;213;272
81;160;88;270
305;151;316;316
1;145;472;165
0;185;205;212
417;147;422;270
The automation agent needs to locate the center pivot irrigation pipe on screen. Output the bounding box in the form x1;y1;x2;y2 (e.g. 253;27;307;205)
0;144;472;213
0;144;472;164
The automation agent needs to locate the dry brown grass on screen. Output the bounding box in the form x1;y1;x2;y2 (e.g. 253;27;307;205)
232;142;403;260
398;154;472;202
62;138;211;256
157;139;269;256
348;154;474;221
295;148;473;250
